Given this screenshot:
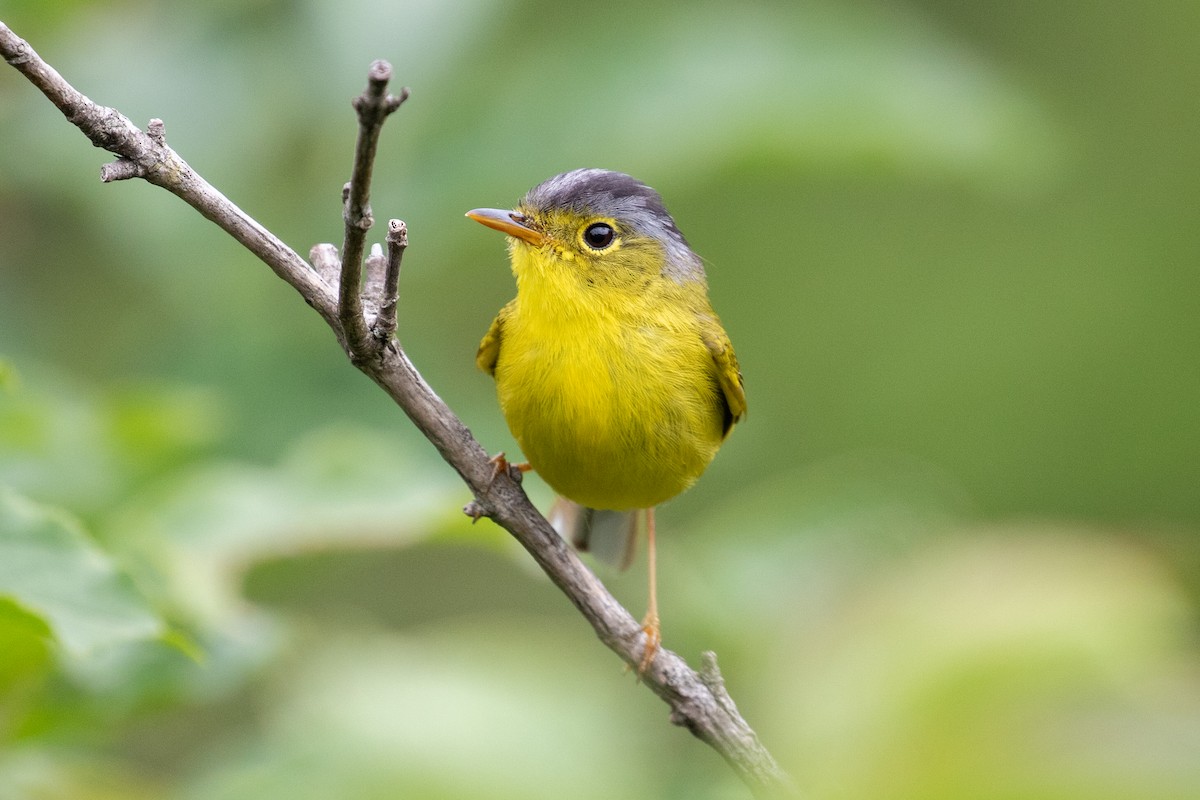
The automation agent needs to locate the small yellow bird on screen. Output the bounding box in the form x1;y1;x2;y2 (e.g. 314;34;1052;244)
468;169;745;669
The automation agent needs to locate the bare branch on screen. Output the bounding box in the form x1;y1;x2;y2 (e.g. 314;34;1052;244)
0;20;795;798
338;60;409;358
373;219;408;341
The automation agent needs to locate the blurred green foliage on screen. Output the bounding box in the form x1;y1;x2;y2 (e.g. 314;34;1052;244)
1;1;1198;798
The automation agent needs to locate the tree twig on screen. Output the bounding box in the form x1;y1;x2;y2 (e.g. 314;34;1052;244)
373;219;408;342
0;20;796;798
339;59;409;357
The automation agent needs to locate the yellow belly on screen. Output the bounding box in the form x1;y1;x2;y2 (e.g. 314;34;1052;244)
494;305;725;510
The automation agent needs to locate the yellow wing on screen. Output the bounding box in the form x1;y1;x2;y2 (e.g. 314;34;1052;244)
703;324;746;437
476;302;513;376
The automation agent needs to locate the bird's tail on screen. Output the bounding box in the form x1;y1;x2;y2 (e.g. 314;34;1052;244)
548;497;640;571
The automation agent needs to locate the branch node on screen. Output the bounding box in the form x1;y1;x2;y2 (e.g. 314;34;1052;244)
4;36;33;66
698;650;739;715
147;117;166;146
463;500;490;522
352;61;408;121
699;651;725;691
387;86;412;112
100;158;144;182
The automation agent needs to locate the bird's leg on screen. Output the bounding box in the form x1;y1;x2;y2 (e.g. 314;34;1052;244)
638;506;661;675
488;451;532;485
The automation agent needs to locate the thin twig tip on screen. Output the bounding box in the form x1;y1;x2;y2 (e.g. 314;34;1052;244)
387;218;408;246
388;87;411;111
368;59;392;83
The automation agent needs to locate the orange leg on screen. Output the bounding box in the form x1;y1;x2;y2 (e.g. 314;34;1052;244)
488;451;532;485
638;506;661;674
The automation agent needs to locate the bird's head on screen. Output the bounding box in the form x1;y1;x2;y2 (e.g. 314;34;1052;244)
467;169;704;289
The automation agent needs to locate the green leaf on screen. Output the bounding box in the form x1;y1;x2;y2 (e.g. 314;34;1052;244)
0;487;164;659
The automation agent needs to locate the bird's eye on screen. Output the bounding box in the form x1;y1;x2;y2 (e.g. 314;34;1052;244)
582;222;615;250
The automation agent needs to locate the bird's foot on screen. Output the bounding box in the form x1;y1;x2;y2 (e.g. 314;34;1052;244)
637;611;661;677
488;451;531;486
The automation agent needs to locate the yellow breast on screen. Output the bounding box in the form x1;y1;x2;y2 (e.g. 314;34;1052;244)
493;263;726;510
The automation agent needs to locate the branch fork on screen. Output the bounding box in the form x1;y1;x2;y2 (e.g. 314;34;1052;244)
334;60;410;360
0;21;795;798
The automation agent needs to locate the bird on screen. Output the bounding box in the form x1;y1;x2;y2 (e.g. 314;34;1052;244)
467;168;745;671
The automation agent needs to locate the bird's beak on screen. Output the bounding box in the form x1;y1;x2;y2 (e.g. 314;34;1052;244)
466;208;545;246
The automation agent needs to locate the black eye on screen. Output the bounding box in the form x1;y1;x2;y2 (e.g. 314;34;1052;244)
583;222;615;250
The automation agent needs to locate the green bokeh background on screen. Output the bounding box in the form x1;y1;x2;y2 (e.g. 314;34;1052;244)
1;1;1198;798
